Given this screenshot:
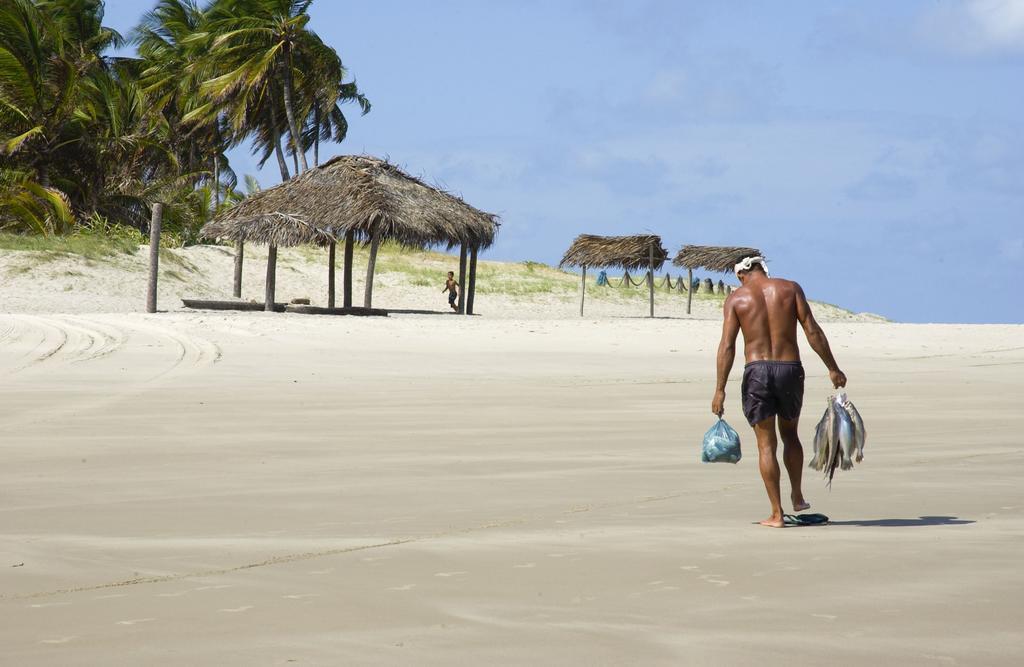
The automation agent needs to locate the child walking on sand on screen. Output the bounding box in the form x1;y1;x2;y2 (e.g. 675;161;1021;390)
443;271;459;311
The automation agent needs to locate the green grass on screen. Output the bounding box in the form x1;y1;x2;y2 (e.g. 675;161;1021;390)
0;231;139;260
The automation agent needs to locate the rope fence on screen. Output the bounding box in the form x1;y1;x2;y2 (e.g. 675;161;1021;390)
595;271;731;295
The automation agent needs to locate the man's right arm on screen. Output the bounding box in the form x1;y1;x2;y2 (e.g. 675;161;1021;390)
794;283;847;388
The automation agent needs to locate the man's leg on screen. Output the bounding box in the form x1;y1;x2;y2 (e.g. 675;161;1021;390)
753;416;784;527
779;417;809;512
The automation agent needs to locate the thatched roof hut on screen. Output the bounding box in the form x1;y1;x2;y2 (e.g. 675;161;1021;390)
201;155;499;249
673;245;762;273
672;245;763;315
199;155;499;313
560;234;668;318
559;234;668;271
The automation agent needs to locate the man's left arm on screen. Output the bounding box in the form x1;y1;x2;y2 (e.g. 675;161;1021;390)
712;296;740;417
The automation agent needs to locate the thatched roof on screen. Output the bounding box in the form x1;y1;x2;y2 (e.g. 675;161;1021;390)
673;245;763;273
201;155;499;249
559;234;668;271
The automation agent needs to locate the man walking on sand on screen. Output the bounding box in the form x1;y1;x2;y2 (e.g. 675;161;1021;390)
711;256;847;528
443;271;459;312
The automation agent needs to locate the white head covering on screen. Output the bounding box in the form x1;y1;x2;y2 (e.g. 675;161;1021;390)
734;256;769;278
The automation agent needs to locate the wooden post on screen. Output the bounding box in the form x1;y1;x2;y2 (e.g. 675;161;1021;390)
580;265;587;317
363;234;380;308
232;240;244;298
343;230;354;308
265;244;278;311
686;267;693;314
457;243;468;314
467;245;478;315
146;203;163;313
648;242;655;318
327;241;336;309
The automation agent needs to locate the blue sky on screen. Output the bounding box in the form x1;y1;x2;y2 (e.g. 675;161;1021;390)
103;1;1024;323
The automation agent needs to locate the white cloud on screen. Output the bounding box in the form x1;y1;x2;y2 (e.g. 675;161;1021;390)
966;0;1024;47
918;0;1024;55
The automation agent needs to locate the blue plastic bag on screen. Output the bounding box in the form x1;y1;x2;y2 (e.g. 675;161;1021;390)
701;418;742;464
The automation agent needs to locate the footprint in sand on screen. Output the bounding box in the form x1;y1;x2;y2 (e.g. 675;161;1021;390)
309;569;334;575
513;563;536;569
218;606;252;613
281;594;320;599
434;571;467;578
94;593;128;600
811;613;837;621
387;584;416;591
193;585;232;592
699;574;730;587
679;565;699;571
39;637;76;644
116;618;155;626
30;602;71;608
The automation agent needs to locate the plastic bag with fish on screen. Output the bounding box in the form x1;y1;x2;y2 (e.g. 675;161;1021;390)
701;418;742;464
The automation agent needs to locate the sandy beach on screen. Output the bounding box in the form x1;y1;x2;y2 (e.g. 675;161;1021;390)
1;306;1021;665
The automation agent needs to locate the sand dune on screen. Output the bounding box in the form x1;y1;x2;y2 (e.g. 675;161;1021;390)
0;243;877;322
1;307;1021;665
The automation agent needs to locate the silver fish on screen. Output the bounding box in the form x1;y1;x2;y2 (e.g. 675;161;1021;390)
826;398;843;485
843;398;866;462
810;400;831;471
835;398;856;471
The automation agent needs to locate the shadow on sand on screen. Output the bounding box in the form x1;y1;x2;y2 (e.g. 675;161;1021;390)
829;516;974;527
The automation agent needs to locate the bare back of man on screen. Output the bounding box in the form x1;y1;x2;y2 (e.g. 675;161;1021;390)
712;261;846;527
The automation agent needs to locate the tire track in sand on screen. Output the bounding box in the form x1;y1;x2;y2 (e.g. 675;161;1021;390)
0;315;221;429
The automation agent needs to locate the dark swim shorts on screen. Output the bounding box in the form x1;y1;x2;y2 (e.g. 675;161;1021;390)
448;291;458;304
741;361;805;426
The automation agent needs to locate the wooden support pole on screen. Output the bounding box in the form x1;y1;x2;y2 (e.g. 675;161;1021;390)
363;234;380;308
265;244;278;311
233;240;244;298
327;241;336;309
213;158;220;211
648;242;655;318
343;230;354;308
457;243;468;314
146;203;163;313
580;265;587;317
686;267;693;314
467;245;478;315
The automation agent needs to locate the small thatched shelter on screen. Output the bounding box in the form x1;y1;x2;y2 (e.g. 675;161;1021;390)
201;155;499;313
673;245;763;314
559;234;668;317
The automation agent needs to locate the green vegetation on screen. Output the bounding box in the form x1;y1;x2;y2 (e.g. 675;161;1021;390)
0;230;140;260
0;0;368;240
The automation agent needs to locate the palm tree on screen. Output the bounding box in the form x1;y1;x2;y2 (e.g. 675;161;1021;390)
134;0;236;208
1;0;366;243
0;0;110;232
198;0;347;175
0;0;83;187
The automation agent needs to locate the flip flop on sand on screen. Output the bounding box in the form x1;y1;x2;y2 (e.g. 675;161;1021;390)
783;513;830;527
